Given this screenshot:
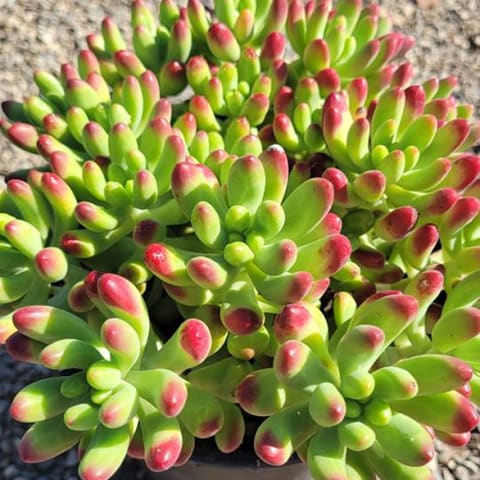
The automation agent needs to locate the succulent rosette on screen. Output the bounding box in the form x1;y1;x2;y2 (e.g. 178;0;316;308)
305;77;480;291
5;273;233;479
319;78;479;209
2;66;219;291
51;0;289;98
185;51;271;136
144;144;351;340
239;278;480;478
0;170;89;343
184;0;417;158
257;2;415;156
0;0;480;480
284;0;413;82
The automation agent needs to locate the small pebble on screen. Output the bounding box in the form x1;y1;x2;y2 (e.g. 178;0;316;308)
454;465;472;480
462;459;479;474
442;469;456;480
3;465;18;479
416;0;440;8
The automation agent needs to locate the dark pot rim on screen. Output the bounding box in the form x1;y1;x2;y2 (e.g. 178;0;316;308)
189;438;302;469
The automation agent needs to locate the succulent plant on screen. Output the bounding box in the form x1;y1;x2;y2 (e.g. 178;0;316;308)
7;273;218;475
145;145;351;340
1;0;480;479
0;172;87;342
252;290;478;478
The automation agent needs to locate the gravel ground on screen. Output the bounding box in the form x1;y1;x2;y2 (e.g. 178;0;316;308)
0;0;480;479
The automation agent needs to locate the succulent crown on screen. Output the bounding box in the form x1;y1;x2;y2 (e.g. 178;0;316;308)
1;0;480;479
